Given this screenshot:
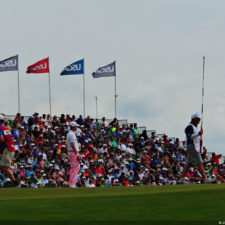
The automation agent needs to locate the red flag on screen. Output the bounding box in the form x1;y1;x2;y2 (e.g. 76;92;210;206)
26;57;49;74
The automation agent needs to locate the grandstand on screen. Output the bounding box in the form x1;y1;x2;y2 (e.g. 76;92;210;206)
0;113;224;188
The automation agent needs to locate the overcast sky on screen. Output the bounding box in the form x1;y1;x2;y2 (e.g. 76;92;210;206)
1;0;225;155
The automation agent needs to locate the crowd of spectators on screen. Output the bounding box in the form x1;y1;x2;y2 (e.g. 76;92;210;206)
0;112;224;188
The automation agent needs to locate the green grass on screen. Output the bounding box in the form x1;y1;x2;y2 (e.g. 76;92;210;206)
0;184;225;225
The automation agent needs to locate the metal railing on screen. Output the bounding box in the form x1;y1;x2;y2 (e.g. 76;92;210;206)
147;130;157;137
156;133;166;139
6;115;128;126
138;126;146;134
93;119;128;126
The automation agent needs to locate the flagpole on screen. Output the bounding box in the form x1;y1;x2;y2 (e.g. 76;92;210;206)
83;66;86;119
95;96;98;119
114;74;117;118
200;56;205;153
114;61;117;118
48;72;52;116
17;67;21;113
201;56;205;127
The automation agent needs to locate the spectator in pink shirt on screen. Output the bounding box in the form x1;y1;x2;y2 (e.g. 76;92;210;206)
19;166;26;178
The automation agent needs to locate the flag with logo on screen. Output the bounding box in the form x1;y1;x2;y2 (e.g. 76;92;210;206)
60;59;84;76
92;61;116;78
0;55;18;72
26;57;49;74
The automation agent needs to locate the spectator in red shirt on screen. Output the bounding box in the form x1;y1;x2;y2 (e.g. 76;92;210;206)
14;113;21;122
163;135;169;145
122;176;130;186
210;152;222;165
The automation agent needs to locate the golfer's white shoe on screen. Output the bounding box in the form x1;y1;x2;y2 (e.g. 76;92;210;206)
202;178;213;184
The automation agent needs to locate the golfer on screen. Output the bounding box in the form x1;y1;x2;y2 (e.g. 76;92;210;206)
178;112;210;184
67;121;81;188
0;115;17;186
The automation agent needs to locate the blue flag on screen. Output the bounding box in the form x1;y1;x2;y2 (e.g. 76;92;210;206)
60;59;84;76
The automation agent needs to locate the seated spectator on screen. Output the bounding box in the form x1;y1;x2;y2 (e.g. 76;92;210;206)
141;150;151;169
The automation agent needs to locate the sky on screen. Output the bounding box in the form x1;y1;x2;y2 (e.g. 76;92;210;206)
1;0;225;155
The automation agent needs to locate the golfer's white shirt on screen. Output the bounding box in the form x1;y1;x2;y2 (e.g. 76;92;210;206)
75;128;82;137
67;130;79;152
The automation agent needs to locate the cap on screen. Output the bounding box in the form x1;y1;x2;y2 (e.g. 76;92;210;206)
70;121;77;127
191;112;201;120
0;115;4;121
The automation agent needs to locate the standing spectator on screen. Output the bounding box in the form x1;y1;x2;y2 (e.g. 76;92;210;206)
101;117;108;127
201;146;209;162
14;113;21;122
133;124;140;139
0;115;17;186
210;152;222;165
60;114;66;125
140;130;148;141
66;122;81;188
11;126;20;139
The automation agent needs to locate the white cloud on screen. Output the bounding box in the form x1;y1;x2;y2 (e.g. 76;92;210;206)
1;0;225;156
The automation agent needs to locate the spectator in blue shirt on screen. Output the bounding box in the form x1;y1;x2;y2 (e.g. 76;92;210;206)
26;166;35;177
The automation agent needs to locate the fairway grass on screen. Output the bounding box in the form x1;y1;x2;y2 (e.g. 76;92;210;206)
0;184;224;225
